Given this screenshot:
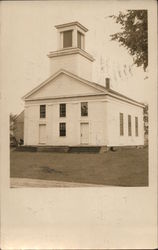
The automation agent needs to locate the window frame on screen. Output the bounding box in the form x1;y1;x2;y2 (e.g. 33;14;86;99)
77;31;84;49
120;113;124;136
59;122;66;137
63;30;73;48
128;115;132;136
60;103;66;117
81;102;88;117
135;116;139;136
40;105;46;119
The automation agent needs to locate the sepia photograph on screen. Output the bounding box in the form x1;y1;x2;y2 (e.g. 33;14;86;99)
9;3;149;188
0;0;157;249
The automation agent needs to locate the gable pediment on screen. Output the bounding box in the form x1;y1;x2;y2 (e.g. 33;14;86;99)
23;70;106;100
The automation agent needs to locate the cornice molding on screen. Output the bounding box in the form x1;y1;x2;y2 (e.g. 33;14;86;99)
25;92;144;108
47;47;94;62
55;21;88;32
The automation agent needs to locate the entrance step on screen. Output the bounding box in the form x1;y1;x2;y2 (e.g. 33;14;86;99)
16;145;102;153
68;146;101;153
15;145;69;152
16;146;37;152
37;146;69;153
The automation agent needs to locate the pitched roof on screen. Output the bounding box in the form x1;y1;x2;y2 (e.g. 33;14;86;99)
14;110;24;122
107;88;145;107
22;69;145;107
22;69;107;100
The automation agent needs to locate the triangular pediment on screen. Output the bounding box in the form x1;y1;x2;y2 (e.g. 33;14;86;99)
23;70;106;100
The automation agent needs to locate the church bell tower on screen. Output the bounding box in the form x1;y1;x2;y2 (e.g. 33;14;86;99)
48;21;94;81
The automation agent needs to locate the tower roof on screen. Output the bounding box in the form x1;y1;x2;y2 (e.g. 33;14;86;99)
55;21;88;32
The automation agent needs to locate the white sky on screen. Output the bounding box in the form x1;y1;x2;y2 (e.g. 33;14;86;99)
1;1;150;114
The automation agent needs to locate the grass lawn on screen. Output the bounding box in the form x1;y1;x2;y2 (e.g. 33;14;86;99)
10;147;148;186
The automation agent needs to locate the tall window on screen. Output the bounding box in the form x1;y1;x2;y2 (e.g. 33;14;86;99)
40;105;46;118
128;115;132;136
60;103;66;117
135;117;138;136
63;30;72;48
81;102;88;116
120;113;124;136
77;31;84;49
59;123;66;136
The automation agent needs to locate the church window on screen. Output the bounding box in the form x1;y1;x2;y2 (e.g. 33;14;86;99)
77;31;84;49
120;113;124;136
63;30;72;48
81;102;88;116
128;115;132;136
59;122;66;136
60;103;66;117
40;105;46;118
135;116;138;136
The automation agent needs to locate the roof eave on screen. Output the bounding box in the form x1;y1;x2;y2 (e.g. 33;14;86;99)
107;93;145;108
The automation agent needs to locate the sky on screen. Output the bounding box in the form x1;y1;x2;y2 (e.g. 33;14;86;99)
1;0;150;115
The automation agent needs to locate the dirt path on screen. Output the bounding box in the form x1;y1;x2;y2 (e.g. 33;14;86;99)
10;177;105;188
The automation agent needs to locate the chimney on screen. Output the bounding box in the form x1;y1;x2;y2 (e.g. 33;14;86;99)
105;77;110;89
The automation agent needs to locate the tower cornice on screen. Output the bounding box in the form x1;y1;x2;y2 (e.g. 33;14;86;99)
55;21;88;32
47;47;95;62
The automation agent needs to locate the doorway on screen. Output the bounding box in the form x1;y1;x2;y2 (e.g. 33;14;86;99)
39;124;46;144
80;123;89;144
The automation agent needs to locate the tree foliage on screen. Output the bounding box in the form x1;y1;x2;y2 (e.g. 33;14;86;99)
10;113;17;134
110;10;148;71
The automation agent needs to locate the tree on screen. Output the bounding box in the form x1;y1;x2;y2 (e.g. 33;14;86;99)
10;113;17;136
110;10;148;71
143;104;148;145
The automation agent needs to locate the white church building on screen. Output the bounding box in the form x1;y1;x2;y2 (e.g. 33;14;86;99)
23;22;145;147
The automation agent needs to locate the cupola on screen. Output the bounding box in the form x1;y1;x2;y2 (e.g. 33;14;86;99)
55;21;88;50
48;21;94;81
